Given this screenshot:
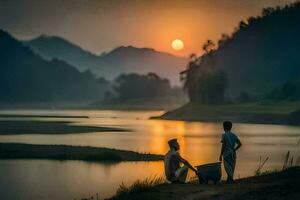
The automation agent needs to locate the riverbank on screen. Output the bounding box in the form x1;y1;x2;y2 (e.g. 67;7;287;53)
152;102;300;126
0;120;129;135
0;143;164;162
107;167;300;200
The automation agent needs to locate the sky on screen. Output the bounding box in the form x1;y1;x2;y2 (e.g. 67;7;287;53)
0;0;296;56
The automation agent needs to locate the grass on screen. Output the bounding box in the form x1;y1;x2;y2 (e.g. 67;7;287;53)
156;101;300;125
104;167;300;200
105;151;300;200
110;176;165;200
79;177;165;200
255;140;300;176
254;156;270;176
196;101;300;115
0;143;164;162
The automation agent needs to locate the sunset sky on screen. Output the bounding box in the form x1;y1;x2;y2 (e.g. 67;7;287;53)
0;0;295;56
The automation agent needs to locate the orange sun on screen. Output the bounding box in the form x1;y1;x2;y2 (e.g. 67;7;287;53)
171;39;184;51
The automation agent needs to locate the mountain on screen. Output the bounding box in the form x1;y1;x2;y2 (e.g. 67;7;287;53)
23;35;106;72
102;46;187;85
24;37;188;85
188;2;300;98
0;30;107;106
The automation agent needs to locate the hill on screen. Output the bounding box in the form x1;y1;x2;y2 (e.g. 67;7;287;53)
25;36;188;85
185;2;300;99
159;3;300;123
23;35;107;73
0;30;107;106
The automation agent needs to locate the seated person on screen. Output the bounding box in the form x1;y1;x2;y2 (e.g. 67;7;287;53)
164;138;197;183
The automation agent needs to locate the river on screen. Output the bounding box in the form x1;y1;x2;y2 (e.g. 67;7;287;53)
0;110;299;200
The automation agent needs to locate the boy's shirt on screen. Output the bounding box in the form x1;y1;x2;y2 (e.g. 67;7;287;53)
221;131;240;158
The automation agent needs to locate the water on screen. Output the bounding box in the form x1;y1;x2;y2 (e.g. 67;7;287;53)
0;110;299;200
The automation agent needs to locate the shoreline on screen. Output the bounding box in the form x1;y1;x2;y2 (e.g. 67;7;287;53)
0;143;164;162
151;103;300;126
0;120;129;135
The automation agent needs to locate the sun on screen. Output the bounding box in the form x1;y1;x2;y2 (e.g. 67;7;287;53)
171;39;184;51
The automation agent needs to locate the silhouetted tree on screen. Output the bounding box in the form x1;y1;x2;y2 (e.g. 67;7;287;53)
182;46;228;104
113;73;173;101
183;1;300;100
202;40;216;54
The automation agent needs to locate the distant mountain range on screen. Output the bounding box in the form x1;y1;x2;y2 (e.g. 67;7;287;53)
0;30;108;106
24;36;188;85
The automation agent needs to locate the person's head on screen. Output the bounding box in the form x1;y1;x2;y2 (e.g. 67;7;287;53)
168;138;180;151
223;121;232;132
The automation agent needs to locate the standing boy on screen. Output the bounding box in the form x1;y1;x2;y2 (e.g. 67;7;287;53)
219;121;242;183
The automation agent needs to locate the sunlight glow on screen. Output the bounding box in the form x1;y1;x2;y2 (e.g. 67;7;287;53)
171;39;184;51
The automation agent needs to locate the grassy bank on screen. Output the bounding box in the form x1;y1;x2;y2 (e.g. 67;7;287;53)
106;167;300;200
0;120;129;135
153;102;300;125
0;143;164;162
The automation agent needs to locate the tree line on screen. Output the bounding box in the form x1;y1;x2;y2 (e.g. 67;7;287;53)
181;2;300;104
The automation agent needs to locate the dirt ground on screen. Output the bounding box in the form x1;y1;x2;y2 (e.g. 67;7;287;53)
108;167;300;200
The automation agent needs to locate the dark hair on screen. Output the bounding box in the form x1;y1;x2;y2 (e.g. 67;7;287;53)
223;121;232;131
168;138;178;148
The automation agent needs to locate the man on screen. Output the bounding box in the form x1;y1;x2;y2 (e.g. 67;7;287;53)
164;138;197;183
219;121;242;183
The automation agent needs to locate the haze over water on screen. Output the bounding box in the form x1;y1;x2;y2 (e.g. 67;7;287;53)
0;110;299;200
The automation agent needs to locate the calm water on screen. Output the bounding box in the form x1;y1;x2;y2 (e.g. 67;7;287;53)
0;110;299;200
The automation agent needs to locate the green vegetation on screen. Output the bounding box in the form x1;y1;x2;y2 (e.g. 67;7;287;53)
182;2;300;103
110;177;164;200
92;73;185;109
0;143;164;162
156;102;300;125
181;42;228;104
112;73;179;101
254;156;270;176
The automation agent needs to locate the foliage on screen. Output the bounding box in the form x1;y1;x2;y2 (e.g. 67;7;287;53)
183;2;300;101
110;176;164;200
182;47;228;104
254;156;269;176
112;73;177;102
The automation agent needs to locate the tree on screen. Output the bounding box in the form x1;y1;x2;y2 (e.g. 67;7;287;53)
182;45;228;104
202;40;216;54
113;73;173;101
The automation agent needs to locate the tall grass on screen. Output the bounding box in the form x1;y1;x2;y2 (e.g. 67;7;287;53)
109;176;164;200
282;139;300;170
254;156;269;176
255;140;300;176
